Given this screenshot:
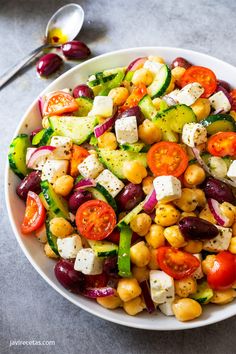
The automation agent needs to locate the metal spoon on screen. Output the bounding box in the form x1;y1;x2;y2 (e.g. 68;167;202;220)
0;3;84;89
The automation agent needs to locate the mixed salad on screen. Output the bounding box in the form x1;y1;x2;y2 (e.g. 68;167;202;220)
8;54;236;322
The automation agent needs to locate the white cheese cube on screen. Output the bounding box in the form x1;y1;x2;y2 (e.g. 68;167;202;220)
209;91;231;112
164;89;180;102
89;96;113;117
227;160;236;183
143;60;163;75
115;115;138;144
35;224;47;243
50;136;72;160
57;235;82;259
182;123;207;148
78;154;104;179
203;226;232;252
159;301;174;316
74;248;103;275
153;176;181;203
41;159;68;184
150;270;175;304
26;147;37;166
176;82;204;106
193;253;204;279
95;169;124;197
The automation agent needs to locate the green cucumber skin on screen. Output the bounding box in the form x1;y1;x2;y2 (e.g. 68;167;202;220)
191;282;213;304
8;134;30;179
138;94;157;120
41;180;69;219
200;114;236;134
88;240;118;257
88;67;125;95
120;142;146;153
32;128;54;146
45;213;59;256
118;225;132;277
88;184;117;212
147;65;171;98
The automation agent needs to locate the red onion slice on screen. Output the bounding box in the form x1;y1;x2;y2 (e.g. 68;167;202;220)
82;287;115;298
94;114;116;138
27;146;56;169
216;85;233;105
126;57;148;73
140;280;156;314
74;178;96;191
143;189;157;213
208;198;229;226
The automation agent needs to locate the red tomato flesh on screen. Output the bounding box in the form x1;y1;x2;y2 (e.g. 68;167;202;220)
207;132;236;157
43;91;78;116
207;251;236;290
21;191;46;234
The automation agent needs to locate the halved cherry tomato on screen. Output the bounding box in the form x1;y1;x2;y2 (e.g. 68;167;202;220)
120;83;147;112
21;191;46;234
70;144;89;177
207;132;236;157
76;200;116;240
229;89;236;110
147;141;188;177
207;251;236;290
43;91;78;116
157;247;200;280
180;66;217;98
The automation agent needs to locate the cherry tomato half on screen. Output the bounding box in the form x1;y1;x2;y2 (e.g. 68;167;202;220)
147;141;188;177
207;251;236;290
120;83;147;112
207;132;236;157
75;200;116;240
157;247;200;280
180;66;217;98
229;89;236;110
21;191;46;234
43;91;78;116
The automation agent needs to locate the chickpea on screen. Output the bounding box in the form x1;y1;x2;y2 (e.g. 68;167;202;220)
123;296;145;316
175;277;197;298
180;212;197;220
145;224;165;249
42;116;50;128
220;202;235;227
229;237;236;254
53;175;74;197
49;217;74;238
194;189;207;208
202;255;216;275
108;87;129;106
155;204;180;227
130;213;152;236
132;68;153;86
164;225;187;248
130;241;151;267
97;131;118;150
44;242;58;259
171;66;186;86
123;160;147;184
148;248;159;270
174;188;198;212
97;290;122;309
165;76;175;94
199;205;216;224
132;266;149;282
117;278;142;302
172;298;202;322
230;110;236;121
183;164;206;186
232;222;236;237
142;175;154;195
138;119;162;145
184;240;203;253
148;56;165;63
211;289;236;305
191;98;211;121
152;97;162;110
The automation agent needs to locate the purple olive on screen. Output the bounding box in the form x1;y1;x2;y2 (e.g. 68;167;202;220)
216;85;233;104
54;259;84;292
171;57;192;70
117;106;145;125
30;128;41;143
36;53;63;76
179;216;219;240
73;84;94;99
204;177;235;204
16;171;41;200
116;183;144;211
69;190;93;213
62;41;91;60
103;256;118;276
217;80;231;92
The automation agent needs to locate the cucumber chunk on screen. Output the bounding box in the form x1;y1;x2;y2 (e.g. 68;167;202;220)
118;201;144;227
191;281;213;304
74;97;93;117
120;141;146;153
200;114;236;135
88;67;125;96
138;94;157;120
147;64;171;98
88;183;117;212
32;128;54;146
8;134;30;179
45;212;59;256
88;240;118;257
41;180;69;219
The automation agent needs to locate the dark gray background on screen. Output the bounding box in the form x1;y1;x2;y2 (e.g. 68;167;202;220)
0;0;235;353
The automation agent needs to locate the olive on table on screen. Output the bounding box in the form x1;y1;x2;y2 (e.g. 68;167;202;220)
16;171;42;200
54;259;84;292
62;41;91;60
117;106;145;125
171;57;192;69
69;190;93;213
179;216;219;240
204;177;235;204
36;53;63;76
73;84;94;99
116;183;144;211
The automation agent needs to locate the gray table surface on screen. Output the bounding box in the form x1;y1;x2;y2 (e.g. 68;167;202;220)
1;0;236;353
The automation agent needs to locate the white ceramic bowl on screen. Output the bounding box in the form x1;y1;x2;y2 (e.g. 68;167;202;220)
5;47;236;330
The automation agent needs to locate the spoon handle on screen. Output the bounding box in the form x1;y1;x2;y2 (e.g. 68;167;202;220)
0;44;48;90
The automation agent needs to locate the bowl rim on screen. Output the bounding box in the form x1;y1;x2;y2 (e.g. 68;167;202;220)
5;46;236;330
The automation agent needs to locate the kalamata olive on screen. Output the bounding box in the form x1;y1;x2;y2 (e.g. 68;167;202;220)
103;256;118;276
116;183;144;211
117;106;145;125
204;177;235;204
16;171;41;200
54;259;84;292
30;128;41;142
69;190;93;213
217;80;231;92
62;41;91;60
216;85;233;105
73;84;94;99
171;57;192;69
179;216;219;240
36;53;63;76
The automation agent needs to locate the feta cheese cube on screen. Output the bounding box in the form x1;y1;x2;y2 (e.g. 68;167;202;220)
41;159;68;184
176;82;204;106
182;123;207;148
89;96;113;117
209;91;231;112
95;169;124;197
78;154;104;179
153;176;181;203
227;160;236;183
74;248;103;275
159;301;174;316
203;226;232;252
26;147;37;166
143;60;163;75
164;89;180;102
50;136;72;160
150;270;175;304
193;253;204;279
115;115;138;144
57;235;82;259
